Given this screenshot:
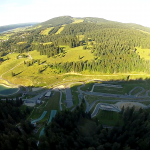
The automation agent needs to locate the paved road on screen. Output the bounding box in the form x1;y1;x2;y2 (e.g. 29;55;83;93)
77;83;150;112
23;89;49;103
91;103;121;118
65;87;73;108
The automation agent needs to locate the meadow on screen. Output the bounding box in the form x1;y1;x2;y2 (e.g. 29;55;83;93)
40;27;54;35
1;46;150;87
95;110;123;126
136;47;150;60
29;46;94;63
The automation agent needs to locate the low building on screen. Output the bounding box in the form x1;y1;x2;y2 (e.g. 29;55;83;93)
45;91;51;97
36;100;42;104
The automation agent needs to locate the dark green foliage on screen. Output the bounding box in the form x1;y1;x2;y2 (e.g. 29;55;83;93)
39;105;150;150
48;26;61;35
0;100;36;150
40;16;74;27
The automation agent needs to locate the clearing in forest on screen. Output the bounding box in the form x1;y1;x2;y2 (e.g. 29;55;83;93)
40;27;54;35
136;47;150;60
55;26;65;34
29;46;94;63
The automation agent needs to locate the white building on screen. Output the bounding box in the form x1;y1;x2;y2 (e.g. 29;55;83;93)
45;91;51;97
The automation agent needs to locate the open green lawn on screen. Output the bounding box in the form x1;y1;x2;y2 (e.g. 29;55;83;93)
94;110;123;126
43;42;52;45
136;47;150;60
0;54;26;75
80;82;95;91
120;80;150;93
40;27;54;35
72;19;84;24
130;87;144;95
71;83;82;106
55;26;65;34
85;95;125;105
141;101;150;105
29;46;94;64
93;86;125;94
92;80;150;95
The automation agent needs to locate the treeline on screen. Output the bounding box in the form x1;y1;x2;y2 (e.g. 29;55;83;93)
39;104;150;150
40;16;73;26
51;58;150;74
48;26;61;35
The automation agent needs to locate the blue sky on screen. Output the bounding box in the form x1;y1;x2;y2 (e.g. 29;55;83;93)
0;0;150;27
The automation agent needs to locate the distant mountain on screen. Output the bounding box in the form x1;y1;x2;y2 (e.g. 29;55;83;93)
0;23;38;33
38;16;150;34
40;16;74;26
125;23;150;33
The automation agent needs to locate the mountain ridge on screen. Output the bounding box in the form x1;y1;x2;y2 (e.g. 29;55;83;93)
0;23;39;33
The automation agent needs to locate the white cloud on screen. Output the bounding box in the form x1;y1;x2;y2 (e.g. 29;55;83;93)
0;0;150;27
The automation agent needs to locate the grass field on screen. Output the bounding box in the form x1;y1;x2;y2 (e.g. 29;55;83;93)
72;19;84;24
29;46;94;63
55;26;64;34
91;80;150;95
0;32;14;40
0;55;27;76
71;83;82;105
141;101;150;105
130;87;144;95
93;86;125;94
1;50;150;87
85;95;125;105
17;42;27;44
43;42;52;45
80;82;95;91
136;47;150;60
94;110;123;126
119;80;150;93
40;27;54;35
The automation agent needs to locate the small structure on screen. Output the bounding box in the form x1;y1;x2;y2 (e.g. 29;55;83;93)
45;91;51;97
36;100;42;104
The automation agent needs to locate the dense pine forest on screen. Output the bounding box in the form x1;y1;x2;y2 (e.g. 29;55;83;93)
0;99;36;150
1;99;150;150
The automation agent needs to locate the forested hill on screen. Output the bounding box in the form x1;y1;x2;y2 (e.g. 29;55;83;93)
40;16;74;26
0;23;38;33
39;16;150;33
1;16;150;75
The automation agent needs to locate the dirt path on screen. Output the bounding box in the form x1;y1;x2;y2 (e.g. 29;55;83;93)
28;52;32;60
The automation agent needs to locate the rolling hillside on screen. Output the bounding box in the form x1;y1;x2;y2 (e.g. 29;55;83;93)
0;16;150;86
